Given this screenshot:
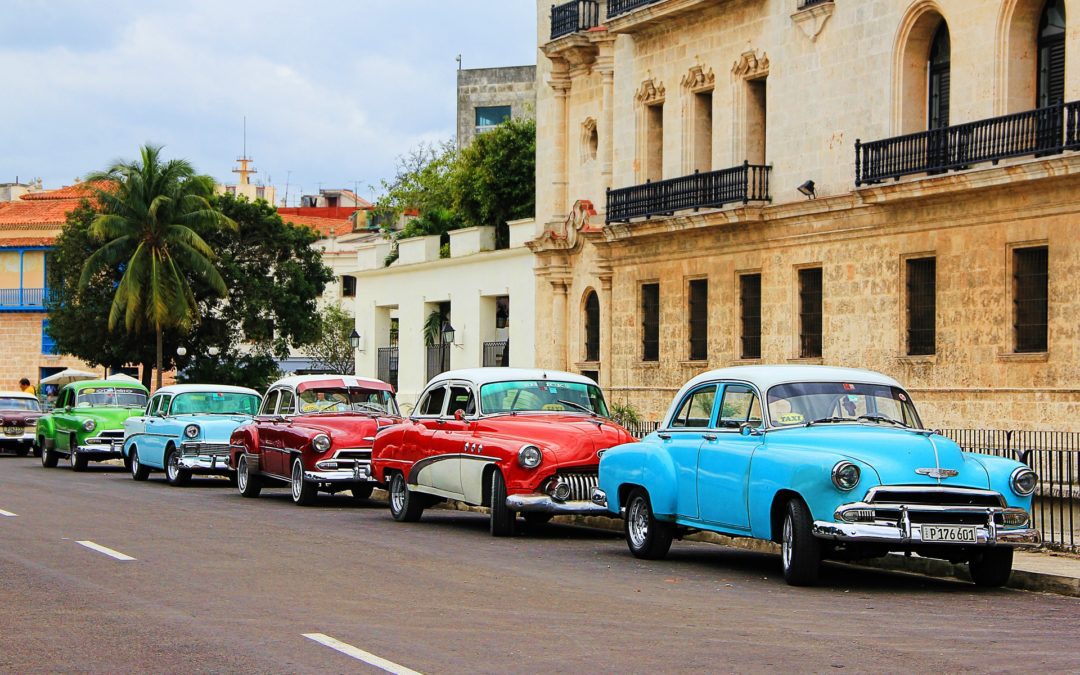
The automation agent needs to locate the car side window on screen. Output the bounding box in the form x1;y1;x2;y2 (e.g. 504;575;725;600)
717;384;762;429
260;390;280;416
669;385;717;428
158;395;173;416
278;390;296;416
445;385;475;418
417;386;447;417
146;396;159;416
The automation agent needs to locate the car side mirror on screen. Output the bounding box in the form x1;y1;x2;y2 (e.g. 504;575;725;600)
454;409;466;422
740;423;761;437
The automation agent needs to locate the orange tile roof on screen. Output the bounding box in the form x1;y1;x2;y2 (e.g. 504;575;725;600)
18;181;109;201
282;213;355;238
0;236;55;247
0;182;103;229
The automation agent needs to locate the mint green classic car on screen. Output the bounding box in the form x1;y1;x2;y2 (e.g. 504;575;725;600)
37;380;149;471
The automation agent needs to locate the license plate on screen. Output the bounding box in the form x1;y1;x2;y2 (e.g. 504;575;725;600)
923;525;978;543
3;426;20;436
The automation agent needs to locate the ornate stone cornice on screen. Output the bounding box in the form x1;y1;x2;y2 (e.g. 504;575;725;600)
635;78;666;105
681;64;715;92
732;49;769;79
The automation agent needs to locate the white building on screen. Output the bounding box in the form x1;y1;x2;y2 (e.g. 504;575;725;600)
350;220;537;410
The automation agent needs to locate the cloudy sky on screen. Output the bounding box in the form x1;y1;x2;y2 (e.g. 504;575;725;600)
0;0;537;204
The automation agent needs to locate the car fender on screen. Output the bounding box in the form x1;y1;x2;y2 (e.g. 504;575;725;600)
370;424;408;483
598;439;678;517
965;452;1035;511
35;415;57;443
229;423;260;471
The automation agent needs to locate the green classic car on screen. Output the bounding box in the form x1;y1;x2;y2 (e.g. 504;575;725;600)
38;380;149;471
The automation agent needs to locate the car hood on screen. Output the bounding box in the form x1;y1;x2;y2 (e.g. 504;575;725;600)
176;415;252;441
0;410;41;426
289;413;396;448
476;414;635;467
769;425;990;490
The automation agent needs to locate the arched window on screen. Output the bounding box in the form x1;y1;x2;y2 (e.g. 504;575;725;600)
583;291;600;362
1038;0;1066;108
928;23;951;129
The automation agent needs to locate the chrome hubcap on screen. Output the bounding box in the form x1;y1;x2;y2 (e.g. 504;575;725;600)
782;514;793;570
291;462;303;500
238;460;248;490
391;476;405;513
627;497;649;549
167;454;178;480
132;453;139;474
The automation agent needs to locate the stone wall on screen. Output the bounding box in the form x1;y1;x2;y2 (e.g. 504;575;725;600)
456;65;537;147
0;312;95;390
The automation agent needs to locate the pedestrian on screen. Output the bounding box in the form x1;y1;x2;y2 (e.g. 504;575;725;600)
19;377;37;397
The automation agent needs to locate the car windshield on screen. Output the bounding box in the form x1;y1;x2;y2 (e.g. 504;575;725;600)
766;382;923;429
170;392;260;416
297;387;399;416
75;387;148;408
479;380;609;416
0;397;40;412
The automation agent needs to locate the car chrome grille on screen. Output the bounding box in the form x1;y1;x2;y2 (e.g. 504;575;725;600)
181;442;230;456
558;472;598;501
866;486;1005;508
334;449;372;460
97;429;125;439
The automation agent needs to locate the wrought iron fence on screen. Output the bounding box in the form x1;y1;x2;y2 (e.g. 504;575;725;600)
797;0;833;9
377;347;398;390
621;422;1077;551
856;100;1080;185
551;0;600;39
0;287;49;309
607;0;663;18
482;341;509;368
426;344;450;383
606;162;771;223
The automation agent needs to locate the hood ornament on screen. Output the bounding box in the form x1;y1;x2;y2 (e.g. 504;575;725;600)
916;467;959;479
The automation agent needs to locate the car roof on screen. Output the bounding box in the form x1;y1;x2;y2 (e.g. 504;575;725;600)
429;368;599;388
151;384;260;396
0;391;37;399
269;374;393;393
64;379;149;392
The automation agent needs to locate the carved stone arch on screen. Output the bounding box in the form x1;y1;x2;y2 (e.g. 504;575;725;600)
580;117;598;164
996;0;1065;114
580;287;601;363
635;77;666;182
891;1;949;134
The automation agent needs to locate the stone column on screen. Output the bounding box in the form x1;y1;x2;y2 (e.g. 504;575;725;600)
550;279;569;371
549;62;572;223
596;38;617;192
598;268;614;391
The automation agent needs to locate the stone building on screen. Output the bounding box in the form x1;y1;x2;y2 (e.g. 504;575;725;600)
456;65;538;147
530;0;1079;430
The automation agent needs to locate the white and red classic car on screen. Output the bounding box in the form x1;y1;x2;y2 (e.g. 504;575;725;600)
370;368;634;536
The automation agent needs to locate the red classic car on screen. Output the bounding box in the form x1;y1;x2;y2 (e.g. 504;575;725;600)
371;368;634;536
0;391;42;456
228;375;401;505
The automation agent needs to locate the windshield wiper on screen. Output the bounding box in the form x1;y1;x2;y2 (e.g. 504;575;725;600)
857;414;908;428
557;399;596;416
352;403;386;414
805;416;853;427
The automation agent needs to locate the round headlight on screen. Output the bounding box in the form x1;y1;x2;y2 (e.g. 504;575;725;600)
1010;467;1037;496
82;418;96;432
312;434;332;453
831;461;861;491
183;424;200;439
518;444;542;469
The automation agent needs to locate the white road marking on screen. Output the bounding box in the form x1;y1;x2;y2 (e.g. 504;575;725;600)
302;633;422;675
75;540;136;561
0;509;16;517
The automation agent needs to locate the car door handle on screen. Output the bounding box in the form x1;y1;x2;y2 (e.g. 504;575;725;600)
702;433;717;441
657;432;671;440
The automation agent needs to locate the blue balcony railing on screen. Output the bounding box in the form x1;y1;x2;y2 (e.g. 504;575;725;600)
0;287;50;311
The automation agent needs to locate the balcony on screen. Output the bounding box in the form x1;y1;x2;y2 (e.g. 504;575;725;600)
0;287;50;311
551;1;600;40
377;346;399;390
483;341;510;368
606;162;772;224
856;100;1080;186
797;0;832;8
607;0;663;18
605;0;713;34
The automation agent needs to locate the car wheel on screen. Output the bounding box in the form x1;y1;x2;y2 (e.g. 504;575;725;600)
290;457;317;506
350;483;374;501
781;498;821;586
388;472;423;522
968;548;1014;588
40;439;58;468
130;448;151;481
489;470;516;537
523;513;553;527
69;441;87;472
164;448;190;486
237;455;262;498
624;488;674;560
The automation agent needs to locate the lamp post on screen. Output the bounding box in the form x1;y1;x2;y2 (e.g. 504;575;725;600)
349;329;361;351
440;321;456;345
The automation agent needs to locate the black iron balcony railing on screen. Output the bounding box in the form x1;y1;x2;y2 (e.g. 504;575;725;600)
426;344;450;383
606;162;772;223
797;0;833;9
856;100;1080;186
377;347;399;390
483;341;510;368
551;1;600;39
607;0;663;19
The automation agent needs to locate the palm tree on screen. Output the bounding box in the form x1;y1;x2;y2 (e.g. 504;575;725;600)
79;144;235;389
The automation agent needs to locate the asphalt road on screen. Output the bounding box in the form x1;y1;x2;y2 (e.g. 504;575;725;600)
2;455;1079;674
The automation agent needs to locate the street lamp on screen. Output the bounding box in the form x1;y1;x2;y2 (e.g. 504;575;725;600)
441;321;456;345
349;329;363;352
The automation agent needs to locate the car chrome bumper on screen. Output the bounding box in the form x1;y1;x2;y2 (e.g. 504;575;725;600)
0;432;35;444
303;469;367;484
506;492;611;515
812;520;1042;547
177;454;232;472
76;443;124;459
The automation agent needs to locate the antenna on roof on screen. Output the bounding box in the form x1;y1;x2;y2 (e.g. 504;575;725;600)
456;54;462;70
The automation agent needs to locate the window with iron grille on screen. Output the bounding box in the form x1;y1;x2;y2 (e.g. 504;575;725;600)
798;268;822;358
584;291;600;362
341;275;356;297
906;257;936;355
641;283;659;361
740;274;762;359
1014;246;1048;353
688;279;708;361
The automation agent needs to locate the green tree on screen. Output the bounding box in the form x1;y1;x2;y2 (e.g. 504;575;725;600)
305;304;357;375
374;141;458;222
80;145;235;389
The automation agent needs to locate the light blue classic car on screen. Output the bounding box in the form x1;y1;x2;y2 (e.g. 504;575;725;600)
595;366;1041;587
122;384;261;486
